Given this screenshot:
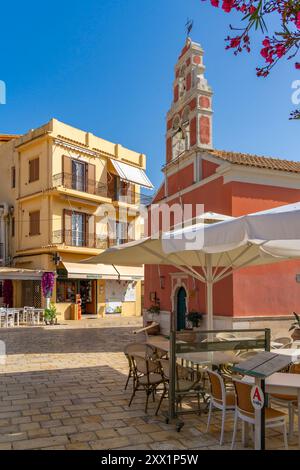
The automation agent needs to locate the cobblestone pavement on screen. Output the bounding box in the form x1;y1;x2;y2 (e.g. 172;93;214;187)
0;318;298;450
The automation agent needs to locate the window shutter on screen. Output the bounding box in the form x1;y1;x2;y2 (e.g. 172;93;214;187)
107;174;115;199
108;218;116;245
29;211;40;236
62;155;72;188
35;158;39;181
29;160;33;183
29;158;39;182
85;214;95;247
11;167;16;188
87;163;96;194
63;209;72;244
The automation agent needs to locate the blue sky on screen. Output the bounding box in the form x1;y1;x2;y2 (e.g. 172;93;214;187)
0;0;298;190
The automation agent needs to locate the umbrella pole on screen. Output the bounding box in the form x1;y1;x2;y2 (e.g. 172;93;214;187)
206;253;213;330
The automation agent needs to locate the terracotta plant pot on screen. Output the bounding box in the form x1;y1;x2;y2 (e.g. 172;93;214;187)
291;328;300;341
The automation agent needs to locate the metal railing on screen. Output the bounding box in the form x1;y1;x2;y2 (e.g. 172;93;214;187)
53;173;107;198
53;173;153;205
107;238;131;247
107;188;153;206
52;230;108;249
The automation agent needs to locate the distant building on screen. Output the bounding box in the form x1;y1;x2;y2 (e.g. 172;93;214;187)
145;37;300;334
0;119;153;319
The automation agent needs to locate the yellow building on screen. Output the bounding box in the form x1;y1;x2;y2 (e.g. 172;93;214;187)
0;119;153;320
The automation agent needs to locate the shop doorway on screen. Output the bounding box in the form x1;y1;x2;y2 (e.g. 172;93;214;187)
79;280;96;315
176;286;187;331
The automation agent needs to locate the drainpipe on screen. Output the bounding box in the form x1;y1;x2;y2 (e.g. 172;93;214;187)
0;202;9;265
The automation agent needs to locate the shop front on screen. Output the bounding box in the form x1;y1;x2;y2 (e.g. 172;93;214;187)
55;262;143;319
0;267;47;308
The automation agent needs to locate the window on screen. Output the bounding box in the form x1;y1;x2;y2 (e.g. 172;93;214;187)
116;221;129;245
11;217;15;237
11;166;16;188
29;158;39;183
72;160;86;192
62;155;96;194
29;211;40;236
56;280;76;303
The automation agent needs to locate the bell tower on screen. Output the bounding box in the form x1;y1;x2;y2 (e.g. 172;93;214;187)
166;37;213;164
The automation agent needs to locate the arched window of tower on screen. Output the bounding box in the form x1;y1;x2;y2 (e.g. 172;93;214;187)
178;65;186;98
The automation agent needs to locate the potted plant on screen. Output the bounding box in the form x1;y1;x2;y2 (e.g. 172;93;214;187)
44;302;58;325
147;304;160;317
289;311;300;340
186;311;203;328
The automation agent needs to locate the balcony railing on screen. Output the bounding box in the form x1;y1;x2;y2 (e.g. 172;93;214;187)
107;238;131;247
53;173;153;205
52;230;108;249
53;173;107;198
108;188;153;206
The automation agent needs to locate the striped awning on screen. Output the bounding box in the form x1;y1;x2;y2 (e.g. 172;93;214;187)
62;262;144;281
110;159;153;189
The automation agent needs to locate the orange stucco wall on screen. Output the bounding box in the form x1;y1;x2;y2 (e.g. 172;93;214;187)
146;161;300;319
167;164;194;195
202;160;219;179
231;181;300;317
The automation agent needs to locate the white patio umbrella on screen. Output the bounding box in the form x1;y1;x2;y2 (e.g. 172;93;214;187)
87;202;300;329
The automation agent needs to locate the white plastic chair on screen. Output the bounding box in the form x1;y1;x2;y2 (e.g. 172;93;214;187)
206;370;236;445
231;378;288;450
269;363;300;438
0;308;6;328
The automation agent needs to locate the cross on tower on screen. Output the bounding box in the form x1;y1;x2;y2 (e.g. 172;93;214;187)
185;18;193;37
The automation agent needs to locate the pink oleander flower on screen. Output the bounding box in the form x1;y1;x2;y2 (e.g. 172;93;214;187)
275;44;286;58
222;0;234;13
296;12;300;29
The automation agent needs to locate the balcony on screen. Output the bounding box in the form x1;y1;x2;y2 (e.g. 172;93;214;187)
107;238;131;247
107;187;153;206
53;173;107;198
53;173;153;206
52;230;108;250
52;230;134;250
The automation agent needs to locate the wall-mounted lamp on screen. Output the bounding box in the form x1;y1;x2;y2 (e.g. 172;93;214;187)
159;275;166;289
52;253;62;266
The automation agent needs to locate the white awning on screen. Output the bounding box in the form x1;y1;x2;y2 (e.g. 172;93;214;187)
0;267;46;280
111;159;153;189
62;262;144;281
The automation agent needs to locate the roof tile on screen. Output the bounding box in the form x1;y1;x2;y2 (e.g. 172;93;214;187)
207;149;300;174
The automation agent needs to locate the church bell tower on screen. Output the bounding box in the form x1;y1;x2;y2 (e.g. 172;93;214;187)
166;37;213;164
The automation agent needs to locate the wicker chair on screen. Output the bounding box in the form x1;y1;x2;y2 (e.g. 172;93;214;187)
273;337;293;349
124;342;156;390
128;354;163;413
155;358;205;416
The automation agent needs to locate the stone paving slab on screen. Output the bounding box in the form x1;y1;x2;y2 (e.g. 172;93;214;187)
0;318;298;450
